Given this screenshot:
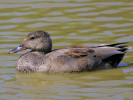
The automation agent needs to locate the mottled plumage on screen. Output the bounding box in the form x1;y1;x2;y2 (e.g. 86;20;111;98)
9;30;129;73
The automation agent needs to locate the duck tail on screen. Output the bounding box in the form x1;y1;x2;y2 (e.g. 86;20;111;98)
101;42;131;53
103;42;128;47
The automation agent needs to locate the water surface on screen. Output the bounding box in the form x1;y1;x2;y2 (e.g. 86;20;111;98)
0;0;133;100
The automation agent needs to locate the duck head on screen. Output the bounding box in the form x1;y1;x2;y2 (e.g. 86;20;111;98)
9;30;52;54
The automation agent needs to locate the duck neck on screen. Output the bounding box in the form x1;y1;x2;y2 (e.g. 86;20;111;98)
32;48;52;54
44;41;52;54
43;37;52;54
32;38;52;54
34;43;52;54
43;47;52;54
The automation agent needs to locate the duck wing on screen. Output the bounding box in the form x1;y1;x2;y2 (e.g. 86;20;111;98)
47;42;129;73
47;48;98;73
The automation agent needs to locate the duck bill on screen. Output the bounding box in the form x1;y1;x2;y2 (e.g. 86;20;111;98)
9;43;27;54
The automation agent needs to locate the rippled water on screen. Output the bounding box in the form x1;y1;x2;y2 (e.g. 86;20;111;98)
0;0;133;100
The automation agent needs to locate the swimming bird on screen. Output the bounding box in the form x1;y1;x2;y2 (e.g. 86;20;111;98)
9;30;129;73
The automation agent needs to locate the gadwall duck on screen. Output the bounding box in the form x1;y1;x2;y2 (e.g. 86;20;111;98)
9;30;129;73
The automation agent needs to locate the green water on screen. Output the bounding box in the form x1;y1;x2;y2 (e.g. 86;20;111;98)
0;0;133;100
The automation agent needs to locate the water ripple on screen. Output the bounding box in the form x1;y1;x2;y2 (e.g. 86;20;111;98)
0;0;133;100
0;25;16;29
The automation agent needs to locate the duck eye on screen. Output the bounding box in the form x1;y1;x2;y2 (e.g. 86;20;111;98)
30;37;35;40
